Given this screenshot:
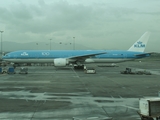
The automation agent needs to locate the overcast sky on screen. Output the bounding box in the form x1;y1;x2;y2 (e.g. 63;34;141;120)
0;0;160;52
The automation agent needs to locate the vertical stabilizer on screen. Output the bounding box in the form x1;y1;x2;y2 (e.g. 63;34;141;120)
128;32;150;52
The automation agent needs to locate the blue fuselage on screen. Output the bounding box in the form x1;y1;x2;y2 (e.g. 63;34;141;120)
2;50;149;64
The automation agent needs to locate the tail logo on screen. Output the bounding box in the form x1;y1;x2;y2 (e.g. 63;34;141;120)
134;41;145;48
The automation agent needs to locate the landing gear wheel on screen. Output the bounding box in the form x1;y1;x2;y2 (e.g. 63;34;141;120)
74;65;84;69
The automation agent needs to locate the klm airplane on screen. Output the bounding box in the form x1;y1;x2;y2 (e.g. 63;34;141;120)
2;32;151;69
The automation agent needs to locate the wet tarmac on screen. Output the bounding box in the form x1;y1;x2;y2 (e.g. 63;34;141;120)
0;60;160;120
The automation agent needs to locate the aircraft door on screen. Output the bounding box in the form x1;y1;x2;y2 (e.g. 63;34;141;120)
123;54;127;59
35;53;39;59
13;54;18;59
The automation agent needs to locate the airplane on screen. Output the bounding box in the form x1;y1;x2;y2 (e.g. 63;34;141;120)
2;32;152;69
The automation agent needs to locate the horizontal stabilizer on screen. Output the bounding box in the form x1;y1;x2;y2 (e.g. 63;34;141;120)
135;52;155;57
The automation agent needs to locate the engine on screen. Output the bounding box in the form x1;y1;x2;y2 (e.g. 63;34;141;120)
54;58;68;67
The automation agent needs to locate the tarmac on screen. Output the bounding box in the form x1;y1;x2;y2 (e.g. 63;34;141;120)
0;60;160;120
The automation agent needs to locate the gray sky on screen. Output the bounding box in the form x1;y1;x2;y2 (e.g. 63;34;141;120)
0;0;160;52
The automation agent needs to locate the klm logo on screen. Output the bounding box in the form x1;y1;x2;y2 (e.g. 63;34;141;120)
21;52;28;56
134;41;145;48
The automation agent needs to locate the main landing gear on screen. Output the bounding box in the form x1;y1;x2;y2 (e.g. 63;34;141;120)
74;65;85;69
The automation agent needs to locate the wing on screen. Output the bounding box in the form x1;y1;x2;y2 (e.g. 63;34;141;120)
67;52;107;62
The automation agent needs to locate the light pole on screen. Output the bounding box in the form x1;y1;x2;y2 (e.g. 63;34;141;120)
46;44;49;50
36;43;38;50
49;39;52;50
73;37;75;50
0;31;4;57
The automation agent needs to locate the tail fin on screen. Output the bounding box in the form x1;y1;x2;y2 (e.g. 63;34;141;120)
128;32;150;52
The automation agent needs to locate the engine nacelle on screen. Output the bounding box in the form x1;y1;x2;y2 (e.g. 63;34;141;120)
54;58;68;67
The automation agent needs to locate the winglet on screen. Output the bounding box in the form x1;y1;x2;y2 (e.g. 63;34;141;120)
128;32;150;52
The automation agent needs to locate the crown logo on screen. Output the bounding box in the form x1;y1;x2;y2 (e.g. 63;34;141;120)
21;52;28;56
134;41;145;48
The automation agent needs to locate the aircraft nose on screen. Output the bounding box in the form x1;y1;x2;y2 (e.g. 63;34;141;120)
2;55;8;59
